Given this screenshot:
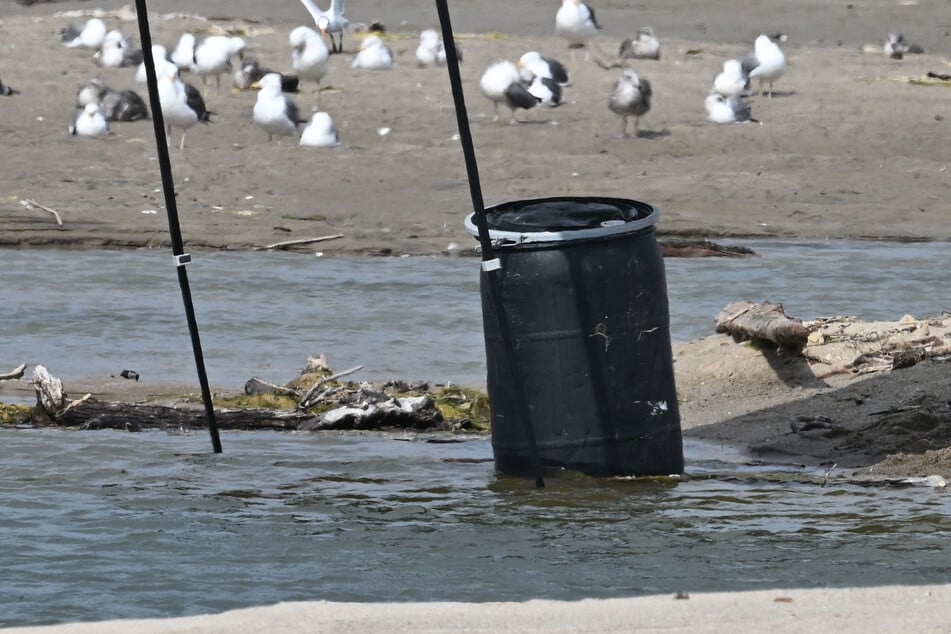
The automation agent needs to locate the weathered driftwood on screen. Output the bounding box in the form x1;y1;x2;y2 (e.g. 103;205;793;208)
715;300;809;352
32;365;67;413
299;364;364;409
258;234;344;251
660;239;755;258
1;363;27;381
22;199;63;226
244;376;299;397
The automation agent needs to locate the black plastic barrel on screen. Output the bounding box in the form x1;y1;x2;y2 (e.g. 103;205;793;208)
466;196;684;478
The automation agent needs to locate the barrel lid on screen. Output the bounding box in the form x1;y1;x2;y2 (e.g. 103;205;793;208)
464;196;658;245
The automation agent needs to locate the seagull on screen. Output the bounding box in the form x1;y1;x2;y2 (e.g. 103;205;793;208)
351;35;394;70
69;102;111;137
299;0;349;53
712;59;749;97
193;35;246;96
290;25;330;89
883;32;924;59
170;33;196;72
705;93;756;123
619;27;661;60
608;69;651;138
252;73;305;141
0;75;18;96
59;18;107;49
555;0;601;58
76;78;149;121
480;60;540;124
233;57;300;92
526;74;563;107
135;45;168;83
300;111;340;147
518;51;568;86
415;29;443;67
94;30;143;68
156;62;212;150
741;34;787;98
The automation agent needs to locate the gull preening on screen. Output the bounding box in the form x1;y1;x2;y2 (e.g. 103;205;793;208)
608;69;651;138
705;93;756;124
193;35;247;96
156;62;212;150
299;0;349;53
351;35;394;70
94;30;142;69
619;27;661;60
170;33;196;72
59;18;107;49
712;59;749;97
480;60;540;124
252;73;305;141
69;102;110;137
233;57;299;93
518;51;568;86
555;0;601;58
290;25;330;89
300;111;340;147
741;34;787;98
76;78;149;122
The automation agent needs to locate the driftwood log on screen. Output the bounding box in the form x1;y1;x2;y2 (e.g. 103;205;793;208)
55;399;315;431
1;363;27;381
715;300;809;352
660;239;755;258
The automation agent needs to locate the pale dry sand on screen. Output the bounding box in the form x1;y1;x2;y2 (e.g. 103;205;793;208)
4;585;950;633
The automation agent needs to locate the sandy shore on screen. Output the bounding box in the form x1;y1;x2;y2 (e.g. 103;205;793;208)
2;2;950;631
5;584;951;633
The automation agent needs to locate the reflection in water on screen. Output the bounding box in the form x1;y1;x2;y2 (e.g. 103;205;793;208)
1;429;950;627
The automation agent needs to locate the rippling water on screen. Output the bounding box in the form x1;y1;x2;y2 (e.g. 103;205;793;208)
1;428;950;627
2;240;949;392
3;242;951;627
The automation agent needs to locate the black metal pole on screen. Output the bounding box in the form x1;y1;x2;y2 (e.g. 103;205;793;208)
434;0;544;487
133;0;222;454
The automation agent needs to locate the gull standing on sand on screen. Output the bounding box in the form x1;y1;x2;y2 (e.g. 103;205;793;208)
705;93;756;124
300;111;340;147
156;62;212;150
69;102;111;137
233;57;300;92
60;18;107;49
290;26;330;89
619;27;661;60
480;60;540;124
170;33;196;72
299;0;349;53
608;69;651;138
193;35;246;96
712;59;749;97
351;35;394;70
741;34;787;98
76;78;149;122
555;0;601;58
416;29;443;67
252;73;304;141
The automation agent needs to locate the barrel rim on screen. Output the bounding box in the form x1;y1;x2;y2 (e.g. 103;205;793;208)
464;196;660;246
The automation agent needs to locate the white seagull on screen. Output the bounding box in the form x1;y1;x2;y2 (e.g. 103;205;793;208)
76;78;149;122
94;30;142;68
135;45;168;83
156;62;212;150
480;60;540;124
299;0;349;53
290;25;330;89
416;29;443;67
193;35;246;96
518;51;568;86
300;111;340;147
705;93;755;124
741;34;787;98
555;0;601;58
252;73;304;141
170;33;196;72
351;35;394;70
69;102;111;137
619;27;661;60
526;74;563;108
60;18;107;49
712;59;749;97
608;69;651;138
